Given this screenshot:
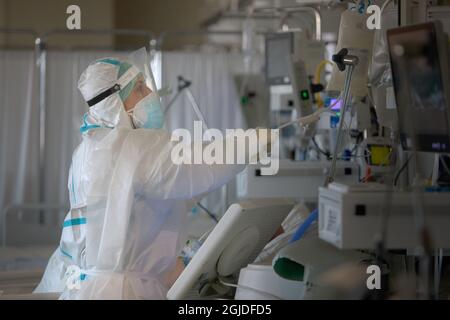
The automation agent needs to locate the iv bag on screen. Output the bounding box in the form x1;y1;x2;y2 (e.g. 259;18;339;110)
327;10;375;98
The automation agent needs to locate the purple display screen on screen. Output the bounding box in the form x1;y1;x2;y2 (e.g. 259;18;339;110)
330;98;343;111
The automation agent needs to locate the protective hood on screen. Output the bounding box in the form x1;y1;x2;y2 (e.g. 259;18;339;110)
77;48;161;132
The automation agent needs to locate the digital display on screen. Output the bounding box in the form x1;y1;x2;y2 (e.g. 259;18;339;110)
265;33;293;85
388;23;450;153
329;98;343;111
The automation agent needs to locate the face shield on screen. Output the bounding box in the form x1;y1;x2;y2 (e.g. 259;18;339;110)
124;47;164;129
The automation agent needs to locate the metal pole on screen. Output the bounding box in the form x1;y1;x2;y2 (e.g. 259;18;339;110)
326;65;354;185
35;37;47;223
325;50;359;185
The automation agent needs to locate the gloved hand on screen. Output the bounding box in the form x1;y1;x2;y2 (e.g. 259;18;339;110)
180;239;203;267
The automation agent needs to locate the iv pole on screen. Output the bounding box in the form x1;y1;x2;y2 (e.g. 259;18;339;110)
325;48;359;186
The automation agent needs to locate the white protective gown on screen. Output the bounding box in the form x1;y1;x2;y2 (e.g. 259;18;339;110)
35;124;245;299
34;55;246;299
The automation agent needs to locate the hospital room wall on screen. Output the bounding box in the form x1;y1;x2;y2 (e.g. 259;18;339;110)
114;0;231;50
0;0;236;50
0;0;115;48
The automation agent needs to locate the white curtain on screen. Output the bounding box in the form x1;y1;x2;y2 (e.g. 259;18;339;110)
162;51;248;132
0;50;129;244
0;50;40;228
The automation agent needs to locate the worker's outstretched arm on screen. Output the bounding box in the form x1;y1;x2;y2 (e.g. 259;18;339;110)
133;130;248;200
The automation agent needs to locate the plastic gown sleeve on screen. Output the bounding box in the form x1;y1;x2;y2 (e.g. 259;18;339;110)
133;130;247;200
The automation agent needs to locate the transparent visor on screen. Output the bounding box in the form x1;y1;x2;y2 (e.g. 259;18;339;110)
125;47;160;101
123;47;166;129
86;48;161;109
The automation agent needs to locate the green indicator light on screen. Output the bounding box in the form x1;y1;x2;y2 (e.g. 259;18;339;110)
241;96;249;106
300;90;309;101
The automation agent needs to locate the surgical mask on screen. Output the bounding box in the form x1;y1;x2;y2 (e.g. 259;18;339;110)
127;93;165;129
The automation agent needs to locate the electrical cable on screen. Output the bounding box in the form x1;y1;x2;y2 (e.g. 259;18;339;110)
393;154;413;186
439;155;450;177
312;136;331;159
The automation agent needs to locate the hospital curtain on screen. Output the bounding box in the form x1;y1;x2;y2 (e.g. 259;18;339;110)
0;50;40;232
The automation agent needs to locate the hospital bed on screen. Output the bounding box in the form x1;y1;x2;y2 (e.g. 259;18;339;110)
167;198;296;300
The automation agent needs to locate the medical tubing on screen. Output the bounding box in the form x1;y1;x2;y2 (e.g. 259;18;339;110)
277;97;341;131
163;90;182;114
312;135;331;159
185;88;209;131
289;208;318;244
381;0;393;14
164;76;192;114
393;154;413;186
326;64;355;185
217;276;283;300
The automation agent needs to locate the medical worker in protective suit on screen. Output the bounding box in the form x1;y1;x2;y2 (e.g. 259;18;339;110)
34;49;271;299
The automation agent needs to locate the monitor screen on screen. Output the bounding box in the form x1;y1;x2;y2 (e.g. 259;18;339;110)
265;33;293;86
388;22;450;153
